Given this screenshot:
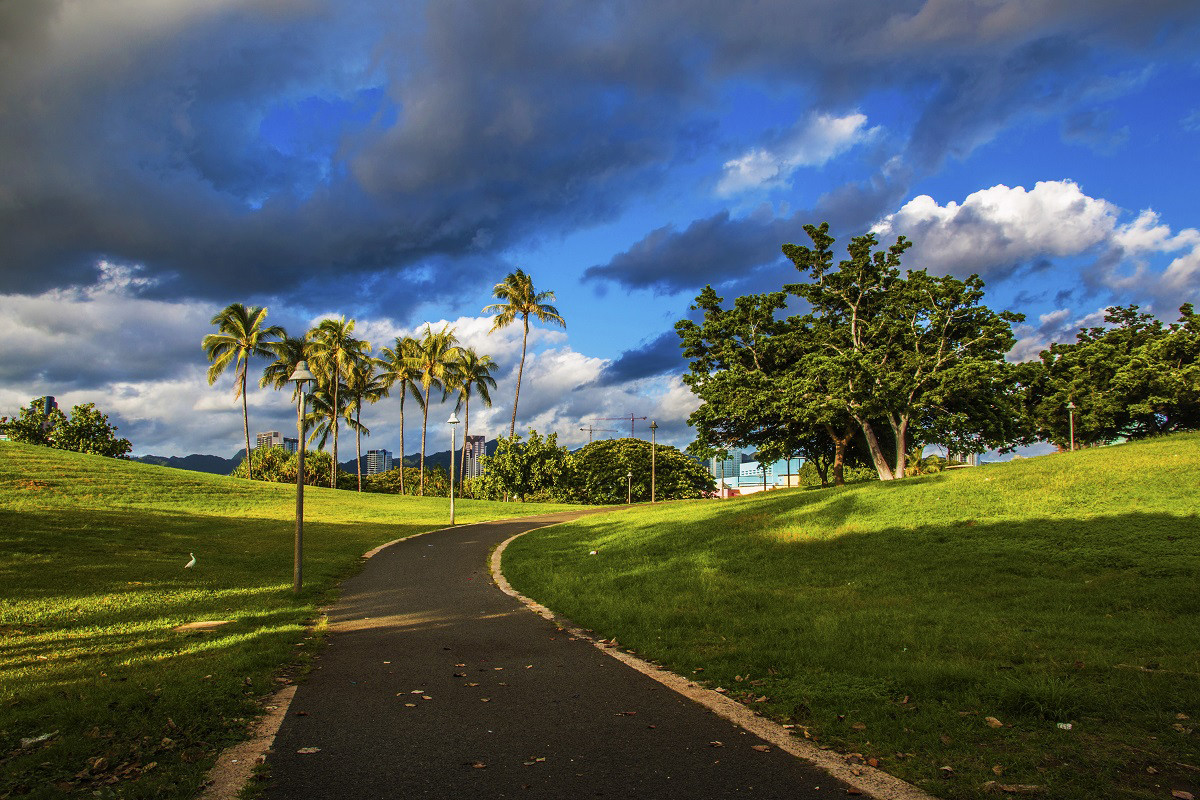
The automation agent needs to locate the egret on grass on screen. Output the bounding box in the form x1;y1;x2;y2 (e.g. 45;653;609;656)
184;553;196;569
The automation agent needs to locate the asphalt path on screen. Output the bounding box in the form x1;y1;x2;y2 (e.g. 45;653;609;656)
263;511;857;799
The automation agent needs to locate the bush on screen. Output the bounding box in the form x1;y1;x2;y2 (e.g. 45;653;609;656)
4;398;131;457
564;438;715;504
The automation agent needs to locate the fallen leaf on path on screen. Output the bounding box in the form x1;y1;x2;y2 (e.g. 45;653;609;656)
481;698;490;702
471;762;486;769
454;673;467;678
709;741;724;747
751;745;771;752
404;703;416;707
296;747;321;754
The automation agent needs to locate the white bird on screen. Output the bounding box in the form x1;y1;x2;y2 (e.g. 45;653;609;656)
184;553;196;569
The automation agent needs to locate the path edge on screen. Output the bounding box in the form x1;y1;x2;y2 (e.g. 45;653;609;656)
490;529;939;800
198;523;463;800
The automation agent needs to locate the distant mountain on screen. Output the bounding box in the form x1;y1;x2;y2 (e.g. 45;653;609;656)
133;451;242;475
134;440;505;478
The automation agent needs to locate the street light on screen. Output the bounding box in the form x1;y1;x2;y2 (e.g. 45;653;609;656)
289;360;315;595
447;412;460;525
649;421;658;504
1067;400;1077;452
626;469;632;505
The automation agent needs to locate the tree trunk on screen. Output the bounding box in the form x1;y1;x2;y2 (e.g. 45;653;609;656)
890;414;910;478
398;392;406;495
355;405;363;492
330;370;339;489
824;422;856;486
419;385;430;496
510;316;529;439
854;414;896;481
241;365;253;481
459;392;470;492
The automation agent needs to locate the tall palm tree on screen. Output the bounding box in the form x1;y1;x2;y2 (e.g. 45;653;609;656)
379;335;425;495
306;318;369;488
410;324;462;495
202;303;284;480
304;384;365;488
344;358;390;492
482;269;565;438
260;335;310;403
451;348;498;490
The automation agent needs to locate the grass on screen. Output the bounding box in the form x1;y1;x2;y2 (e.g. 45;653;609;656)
0;440;580;799
503;433;1200;800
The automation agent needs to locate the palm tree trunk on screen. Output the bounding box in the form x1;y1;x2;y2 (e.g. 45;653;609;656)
398;392;406;495
355;404;363;492
509;316;529;438
331;375;340;489
420;385;431;496
459;392;470;492
241;365;253;481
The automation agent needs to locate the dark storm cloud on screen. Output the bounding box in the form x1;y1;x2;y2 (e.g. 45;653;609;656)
589;331;684;388
3;0;1199;311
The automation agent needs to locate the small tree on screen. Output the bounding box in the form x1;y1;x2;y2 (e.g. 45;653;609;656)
5;398;131;457
475;430;570;502
567;438;715;504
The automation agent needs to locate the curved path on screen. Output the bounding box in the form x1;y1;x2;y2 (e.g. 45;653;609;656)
263;512;863;799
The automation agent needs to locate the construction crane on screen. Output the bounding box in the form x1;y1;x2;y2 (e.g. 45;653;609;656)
579;424;618;442
592;414;648;438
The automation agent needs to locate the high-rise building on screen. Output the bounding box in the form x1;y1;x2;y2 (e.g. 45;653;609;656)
256;431;298;453
710;449;746;480
366;449;393;475
463;435;486;479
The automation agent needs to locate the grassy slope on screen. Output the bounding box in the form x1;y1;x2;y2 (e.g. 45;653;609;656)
0;441;578;799
503;434;1200;800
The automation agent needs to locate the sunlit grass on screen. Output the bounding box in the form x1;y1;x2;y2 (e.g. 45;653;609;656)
503;434;1200;800
0;440;580;798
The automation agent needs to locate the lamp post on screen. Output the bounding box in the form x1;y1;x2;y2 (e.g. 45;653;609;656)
649;421;658;504
1067;400;1076;452
289;360;315;595
626;469;632;505
447;412;460;525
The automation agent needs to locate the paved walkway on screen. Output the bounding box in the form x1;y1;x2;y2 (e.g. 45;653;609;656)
263;512;857;799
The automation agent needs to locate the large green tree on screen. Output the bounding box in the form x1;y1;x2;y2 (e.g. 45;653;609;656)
483;269;565;438
202;303;284;480
379;335;425;495
1021;304;1200;447
306;317;369;488
410;324;462;495
782;223;1023;480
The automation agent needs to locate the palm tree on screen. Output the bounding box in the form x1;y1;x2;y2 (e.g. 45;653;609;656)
304;384;365;487
482;269;565;438
379;335;425;495
306;318;369;488
202;303;284;480
344;358;390;492
450;349;498;490
260;335;310;403
410;324;462;495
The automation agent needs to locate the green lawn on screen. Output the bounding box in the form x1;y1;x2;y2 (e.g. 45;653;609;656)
503;434;1200;800
0;441;579;799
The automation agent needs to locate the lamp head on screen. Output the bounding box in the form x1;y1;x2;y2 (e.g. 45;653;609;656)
289;360;315;384
447;412;460;425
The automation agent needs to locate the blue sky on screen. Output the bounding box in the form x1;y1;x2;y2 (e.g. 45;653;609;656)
1;1;1198;457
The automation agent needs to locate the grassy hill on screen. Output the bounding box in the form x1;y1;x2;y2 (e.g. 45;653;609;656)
503;434;1200;800
0;441;577;798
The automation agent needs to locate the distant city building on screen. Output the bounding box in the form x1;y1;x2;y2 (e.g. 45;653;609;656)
366;449;393;475
256;431;298;453
39;396;57;432
709;449;747;480
463;435;486;479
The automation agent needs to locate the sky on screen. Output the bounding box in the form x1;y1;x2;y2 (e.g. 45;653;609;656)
2;0;1199;458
